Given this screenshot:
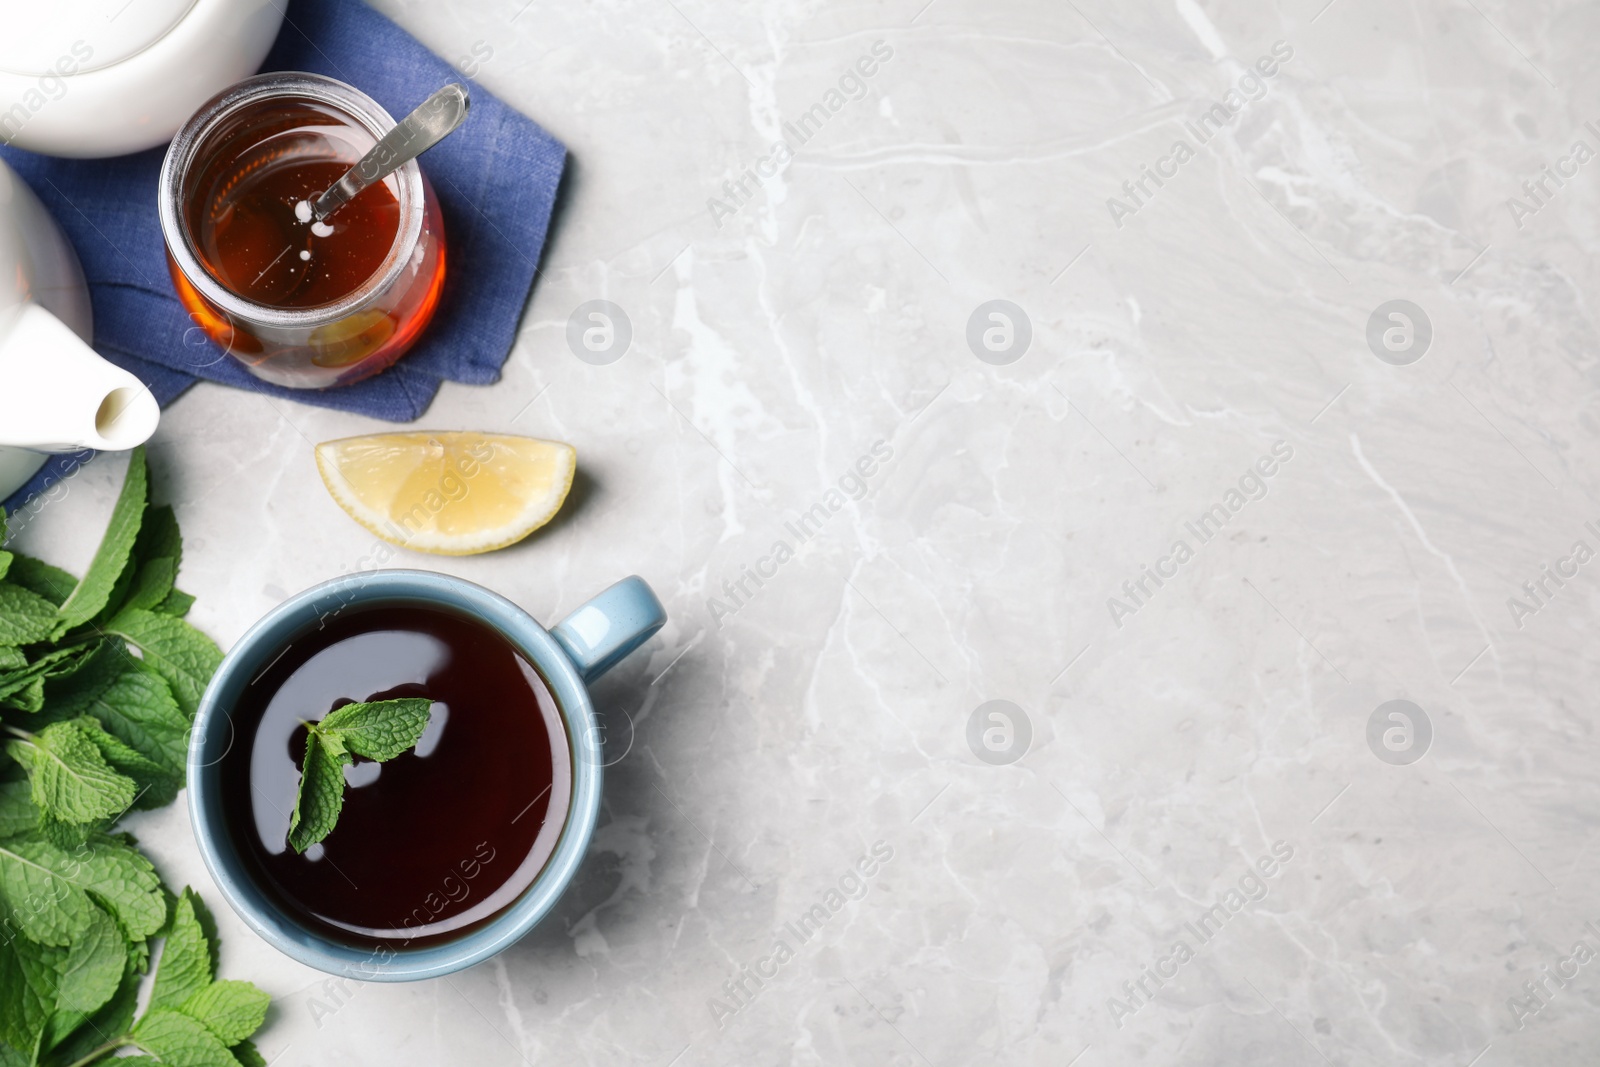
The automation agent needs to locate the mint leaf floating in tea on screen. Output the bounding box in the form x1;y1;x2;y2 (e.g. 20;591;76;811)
288;735;348;857
288;697;433;853
315;695;436;761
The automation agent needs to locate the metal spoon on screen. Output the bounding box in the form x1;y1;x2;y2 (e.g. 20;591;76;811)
298;83;470;225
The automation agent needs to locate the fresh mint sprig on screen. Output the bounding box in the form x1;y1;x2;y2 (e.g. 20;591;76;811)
0;450;215;838
288;698;433;854
48;888;272;1067
0;449;271;1065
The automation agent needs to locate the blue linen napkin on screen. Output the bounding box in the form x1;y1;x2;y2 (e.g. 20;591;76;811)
2;0;565;514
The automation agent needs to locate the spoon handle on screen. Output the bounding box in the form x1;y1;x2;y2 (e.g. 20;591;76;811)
311;84;470;222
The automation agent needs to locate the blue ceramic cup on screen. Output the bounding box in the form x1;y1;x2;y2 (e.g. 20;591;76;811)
187;570;666;981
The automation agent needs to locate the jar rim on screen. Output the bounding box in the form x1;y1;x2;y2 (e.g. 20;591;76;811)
158;71;428;330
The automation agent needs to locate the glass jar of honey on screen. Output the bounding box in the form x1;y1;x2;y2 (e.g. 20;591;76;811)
159;72;446;389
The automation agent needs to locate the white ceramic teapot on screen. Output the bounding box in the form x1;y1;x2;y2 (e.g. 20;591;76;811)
0;157;158;502
0;0;285;158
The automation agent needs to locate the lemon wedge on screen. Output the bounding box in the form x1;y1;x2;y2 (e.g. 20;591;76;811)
315;432;576;555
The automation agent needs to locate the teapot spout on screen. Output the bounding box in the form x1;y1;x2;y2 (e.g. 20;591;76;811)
0;304;159;453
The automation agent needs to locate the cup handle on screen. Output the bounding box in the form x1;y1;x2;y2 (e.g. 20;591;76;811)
550;576;668;684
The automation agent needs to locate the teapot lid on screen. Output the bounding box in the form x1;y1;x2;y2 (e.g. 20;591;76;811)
0;0;200;77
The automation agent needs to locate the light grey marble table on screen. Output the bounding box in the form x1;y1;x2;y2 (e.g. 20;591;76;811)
13;0;1600;1063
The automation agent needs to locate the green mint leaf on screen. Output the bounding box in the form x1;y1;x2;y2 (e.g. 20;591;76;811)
132;1008;238;1067
0;550;11;583
178;884;220;980
150;889;212;1012
61;832;168;943
0;912;62;1058
0;644;94;712
0;837;96;945
124;505;182;613
103;608;222;718
7;721;138;825
0;647;21;670
0;782;36;839
54;902;127;1017
51;654;189;780
287;735;349;854
316;698;433;762
3;554;79;607
92;562;140;634
180;981;270;1046
137;504;182;564
40;638;129;709
54;448;148;634
0;583;58;646
230;1038;268;1067
30;643;93;674
42;966;140;1066
76;715;169;778
14;641;96;682
36;813;94;851
9;825;166;940
73;716;182;811
127;926;152;976
0;676;43;713
156;589;196;618
0;832;166;949
124;556;175;614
